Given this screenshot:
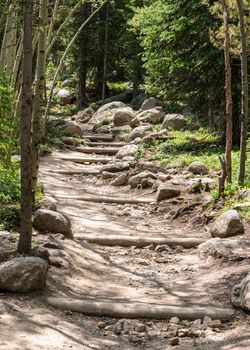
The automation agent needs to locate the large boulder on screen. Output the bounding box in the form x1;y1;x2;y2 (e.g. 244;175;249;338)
116;144;139;159
162;114;187;130
188;161;209;175
129;171;157;189
157;184;180;201
137;107;165;124
33;209;72;234
0;257;48;292
210;210;244;238
128;125;153;141
56;89;73;105
96;101;126;114
59;121;83;137
141;97;161;111
74;107;94;124
113;107;135;127
90;101;126;124
232;273;250;311
198;238;250;259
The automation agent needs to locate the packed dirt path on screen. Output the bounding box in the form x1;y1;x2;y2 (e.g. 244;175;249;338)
1;135;250;349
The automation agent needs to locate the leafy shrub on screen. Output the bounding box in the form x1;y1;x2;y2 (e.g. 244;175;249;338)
0;163;21;231
0;71;17;167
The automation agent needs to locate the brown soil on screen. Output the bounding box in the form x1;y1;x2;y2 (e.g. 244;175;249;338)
0;148;250;350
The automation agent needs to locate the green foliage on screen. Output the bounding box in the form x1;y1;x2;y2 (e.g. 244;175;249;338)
150;128;250;186
0;72;17;167
93;117;110;130
132;0;224;120
0;163;21;231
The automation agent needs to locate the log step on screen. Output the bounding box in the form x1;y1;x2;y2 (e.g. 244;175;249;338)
56;194;154;205
47;297;234;321
60;157;112;164
82;134;114;142
86;142;126;148
76;147;120;156
76;235;206;249
50;169;100;175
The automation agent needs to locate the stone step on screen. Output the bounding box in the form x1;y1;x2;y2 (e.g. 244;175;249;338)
82;134;114;142
76;147;120;156
56;194;154;205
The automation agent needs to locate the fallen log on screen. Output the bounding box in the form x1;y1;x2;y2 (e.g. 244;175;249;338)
47;297;234;321
76;147;120;156
60;157;112;164
75;234;206;248
56;194;154;205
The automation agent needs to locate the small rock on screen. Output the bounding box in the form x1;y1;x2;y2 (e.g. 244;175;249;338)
33;209;72;234
188;161;209;175
232;272;250;311
35;246;50;262
170;317;180;325
113;107;134;127
0;257;48;292
141;97;161;111
97;321;106;329
157;184;180;201
210;210;244;238
116;144;139;159
37;197;57;212
170;337;180;346
162;114;187;130
135;323;146;333
102;171;117;180
110;173;128;186
59;121;83;137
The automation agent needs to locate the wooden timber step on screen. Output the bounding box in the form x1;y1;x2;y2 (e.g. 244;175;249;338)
60;156;112;164
75;234;206;249
76;147;120;156
56;194;154;205
86;141;126;148
82;134;114;142
47;298;234;321
49;169;100;175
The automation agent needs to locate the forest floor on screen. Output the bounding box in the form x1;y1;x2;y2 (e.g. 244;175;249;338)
0;136;250;350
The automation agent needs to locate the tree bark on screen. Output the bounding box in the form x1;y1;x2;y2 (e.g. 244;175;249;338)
31;0;48;196
222;0;233;183
237;0;248;186
18;0;33;254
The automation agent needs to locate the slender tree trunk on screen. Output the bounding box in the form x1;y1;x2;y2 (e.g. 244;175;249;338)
31;0;48;195
222;0;233;183
18;0;33;254
102;1;109;105
43;0;108;130
237;0;248;186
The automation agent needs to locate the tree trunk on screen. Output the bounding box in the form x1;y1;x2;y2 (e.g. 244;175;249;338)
17;0;33;254
43;0;108;129
222;0;233;184
237;0;248;185
31;0;48;196
101;1;109;105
